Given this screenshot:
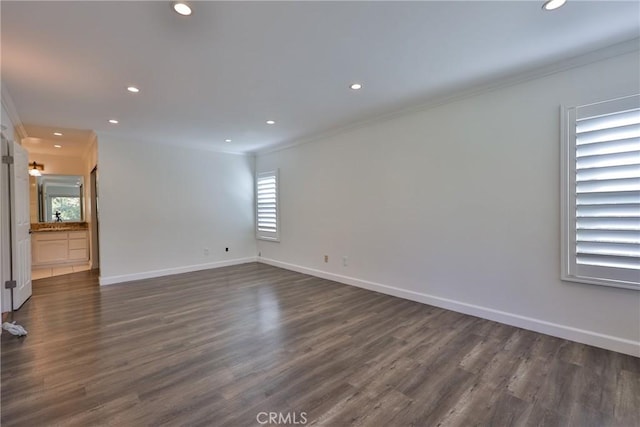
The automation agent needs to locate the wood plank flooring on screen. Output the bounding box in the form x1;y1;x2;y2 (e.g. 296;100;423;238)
1;262;639;426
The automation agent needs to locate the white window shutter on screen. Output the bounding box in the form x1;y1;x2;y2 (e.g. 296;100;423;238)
256;170;279;241
563;94;640;289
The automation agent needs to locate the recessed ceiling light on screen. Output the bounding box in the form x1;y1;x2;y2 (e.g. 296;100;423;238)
109;119;119;124
127;86;140;93
542;0;567;10
173;1;192;16
54;145;62;148
350;83;363;90
225;139;232;143
266;120;275;125
53;132;63;136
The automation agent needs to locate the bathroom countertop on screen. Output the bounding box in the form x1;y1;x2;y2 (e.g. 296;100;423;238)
31;222;89;233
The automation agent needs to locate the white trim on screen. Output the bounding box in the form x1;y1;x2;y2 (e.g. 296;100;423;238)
562;274;640;291
560;104;571;285
258;257;640;357
561;94;640;290
255;38;640;156
99;256;258;286
0;88;27;140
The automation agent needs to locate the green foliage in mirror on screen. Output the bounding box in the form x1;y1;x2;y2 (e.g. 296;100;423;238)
50;196;82;221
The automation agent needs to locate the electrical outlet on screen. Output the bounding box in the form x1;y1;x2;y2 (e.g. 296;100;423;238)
343;256;348;267
204;248;210;256
324;255;329;263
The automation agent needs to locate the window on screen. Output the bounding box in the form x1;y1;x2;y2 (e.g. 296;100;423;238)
562;94;640;290
256;170;279;241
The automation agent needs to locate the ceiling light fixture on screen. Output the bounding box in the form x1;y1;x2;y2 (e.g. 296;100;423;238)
173;1;192;16
28;161;44;177
542;0;567;11
127;86;140;93
350;83;363;90
266;120;275;125
53;132;63;136
225;139;232;143
109;119;119;124
54;145;62;148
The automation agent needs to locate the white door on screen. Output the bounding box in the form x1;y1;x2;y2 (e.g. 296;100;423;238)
1;135;12;312
9;140;32;309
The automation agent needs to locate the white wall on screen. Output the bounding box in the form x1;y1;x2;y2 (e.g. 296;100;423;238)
98;137;256;284
28;152;86;176
256;51;640;356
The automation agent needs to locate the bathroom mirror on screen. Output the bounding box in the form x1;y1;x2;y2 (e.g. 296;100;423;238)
35;175;84;222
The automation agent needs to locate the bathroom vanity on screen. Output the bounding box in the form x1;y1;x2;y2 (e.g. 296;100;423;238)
31;223;89;267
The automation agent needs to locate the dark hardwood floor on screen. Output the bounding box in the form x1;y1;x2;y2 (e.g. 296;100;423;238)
1;262;638;426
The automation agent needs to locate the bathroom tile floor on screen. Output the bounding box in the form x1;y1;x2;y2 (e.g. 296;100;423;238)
32;263;92;280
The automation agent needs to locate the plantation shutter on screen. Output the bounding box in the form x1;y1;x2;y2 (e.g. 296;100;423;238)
564;94;640;289
256;171;279;241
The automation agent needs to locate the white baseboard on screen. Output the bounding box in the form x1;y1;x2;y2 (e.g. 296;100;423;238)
258;257;640;357
99;257;258;286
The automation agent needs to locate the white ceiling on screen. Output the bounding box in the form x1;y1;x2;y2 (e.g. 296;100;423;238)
21;125;95;157
2;1;639;154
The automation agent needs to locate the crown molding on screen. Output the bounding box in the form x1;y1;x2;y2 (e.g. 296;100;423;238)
0;86;27;141
255;37;640;156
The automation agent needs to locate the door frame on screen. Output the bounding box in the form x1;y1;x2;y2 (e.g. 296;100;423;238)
1;133;13;312
90;166;99;270
0;131;7;313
